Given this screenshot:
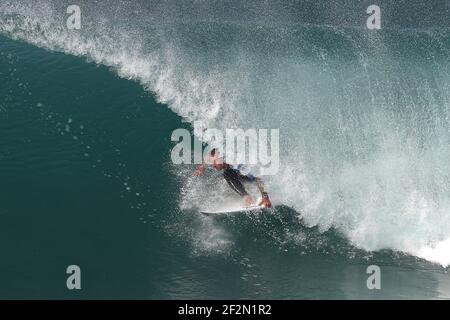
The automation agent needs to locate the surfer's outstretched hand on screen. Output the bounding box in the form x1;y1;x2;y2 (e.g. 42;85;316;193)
194;165;205;176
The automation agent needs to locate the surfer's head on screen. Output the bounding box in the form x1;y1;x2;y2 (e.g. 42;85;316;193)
208;148;225;170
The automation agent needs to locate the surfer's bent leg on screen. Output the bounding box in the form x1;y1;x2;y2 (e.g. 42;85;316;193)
239;174;266;195
223;169;249;197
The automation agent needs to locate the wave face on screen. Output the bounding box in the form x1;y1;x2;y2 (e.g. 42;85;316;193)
1;1;450;266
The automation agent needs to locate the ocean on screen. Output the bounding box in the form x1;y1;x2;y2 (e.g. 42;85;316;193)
1;0;450;299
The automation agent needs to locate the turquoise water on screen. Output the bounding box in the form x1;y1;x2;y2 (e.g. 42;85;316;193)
1;1;450;299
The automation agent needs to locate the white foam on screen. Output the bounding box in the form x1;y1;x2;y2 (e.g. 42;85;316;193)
418;238;450;267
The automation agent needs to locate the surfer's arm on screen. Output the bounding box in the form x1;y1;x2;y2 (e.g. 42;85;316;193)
194;154;215;176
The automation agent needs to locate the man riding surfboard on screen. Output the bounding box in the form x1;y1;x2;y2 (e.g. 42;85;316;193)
194;148;272;208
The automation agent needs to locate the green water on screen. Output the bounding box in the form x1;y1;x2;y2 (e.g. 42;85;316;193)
0;36;180;298
1;35;450;299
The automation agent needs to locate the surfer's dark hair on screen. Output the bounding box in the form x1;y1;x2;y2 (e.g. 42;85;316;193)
210;148;217;156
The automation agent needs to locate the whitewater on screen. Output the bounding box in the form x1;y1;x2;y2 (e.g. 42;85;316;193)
1;1;450;267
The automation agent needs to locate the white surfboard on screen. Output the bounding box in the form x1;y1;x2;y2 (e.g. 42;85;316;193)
200;204;264;216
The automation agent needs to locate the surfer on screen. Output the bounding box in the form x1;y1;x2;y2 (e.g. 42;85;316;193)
194;148;272;208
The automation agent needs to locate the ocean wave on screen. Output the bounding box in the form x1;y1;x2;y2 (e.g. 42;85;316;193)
1;1;450;267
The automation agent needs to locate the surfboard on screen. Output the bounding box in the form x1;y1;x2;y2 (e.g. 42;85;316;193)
200;204;264;216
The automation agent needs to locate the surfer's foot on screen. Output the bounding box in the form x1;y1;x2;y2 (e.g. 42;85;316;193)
259;192;272;208
243;195;254;206
259;197;272;208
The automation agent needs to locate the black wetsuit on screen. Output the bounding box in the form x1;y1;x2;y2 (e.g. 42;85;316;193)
223;166;255;197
